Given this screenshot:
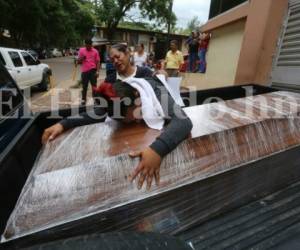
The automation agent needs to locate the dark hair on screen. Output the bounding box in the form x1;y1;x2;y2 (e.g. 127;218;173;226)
112;80;137;116
113;80;136;102
85;38;93;45
111;43;129;53
111;43;133;65
170;40;178;46
140;43;144;49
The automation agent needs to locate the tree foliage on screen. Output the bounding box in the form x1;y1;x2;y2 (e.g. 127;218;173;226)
0;0;178;47
0;0;95;48
187;16;202;33
173;16;203;36
95;0;176;38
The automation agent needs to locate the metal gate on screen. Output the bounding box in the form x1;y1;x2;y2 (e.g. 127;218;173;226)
271;0;300;90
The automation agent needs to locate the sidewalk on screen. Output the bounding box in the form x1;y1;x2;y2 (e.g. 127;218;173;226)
30;69;106;113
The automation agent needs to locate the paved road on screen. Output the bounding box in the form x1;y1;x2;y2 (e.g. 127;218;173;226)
41;56;80;88
30;56;106;112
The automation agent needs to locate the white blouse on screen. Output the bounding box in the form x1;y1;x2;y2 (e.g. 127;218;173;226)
133;52;148;67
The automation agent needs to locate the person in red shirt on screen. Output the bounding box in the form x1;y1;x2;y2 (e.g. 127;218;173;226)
78;38;100;105
198;32;211;73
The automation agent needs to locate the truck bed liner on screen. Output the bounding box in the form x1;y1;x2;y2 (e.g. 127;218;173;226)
180;181;300;250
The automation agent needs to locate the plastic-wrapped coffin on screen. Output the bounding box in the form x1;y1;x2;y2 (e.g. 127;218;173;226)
3;91;300;243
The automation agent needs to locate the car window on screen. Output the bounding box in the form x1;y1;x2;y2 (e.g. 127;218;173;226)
0;65;23;117
0;52;6;66
8;51;23;67
21;52;36;66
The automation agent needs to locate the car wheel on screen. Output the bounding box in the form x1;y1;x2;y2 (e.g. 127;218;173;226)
38;73;50;91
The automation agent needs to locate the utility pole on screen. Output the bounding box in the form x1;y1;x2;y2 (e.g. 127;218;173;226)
167;0;173;49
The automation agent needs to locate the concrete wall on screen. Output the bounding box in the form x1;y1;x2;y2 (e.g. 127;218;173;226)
201;0;288;86
235;0;288;85
205;19;246;86
180;20;245;90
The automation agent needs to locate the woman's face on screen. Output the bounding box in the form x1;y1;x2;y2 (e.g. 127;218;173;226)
137;45;143;53
109;48;131;74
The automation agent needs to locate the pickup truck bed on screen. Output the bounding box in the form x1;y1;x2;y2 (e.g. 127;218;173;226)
179;180;300;250
3;65;293;249
20;181;300;250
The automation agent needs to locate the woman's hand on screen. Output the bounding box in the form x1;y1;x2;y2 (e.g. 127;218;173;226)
129;147;162;190
41;123;64;144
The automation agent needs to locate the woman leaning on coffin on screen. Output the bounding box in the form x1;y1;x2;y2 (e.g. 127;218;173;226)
42;43;192;190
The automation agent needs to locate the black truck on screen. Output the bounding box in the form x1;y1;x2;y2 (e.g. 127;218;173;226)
1;61;300;250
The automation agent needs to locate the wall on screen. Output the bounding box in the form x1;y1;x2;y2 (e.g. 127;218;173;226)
205;19;246;86
235;0;288;85
180;19;246;90
200;0;288;86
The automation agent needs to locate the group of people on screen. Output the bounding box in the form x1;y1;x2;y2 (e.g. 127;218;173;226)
42;40;193;191
72;33;210;107
104;43;154;82
104;40;185;78
42;35;213;190
186;31;211;73
131;41;184;78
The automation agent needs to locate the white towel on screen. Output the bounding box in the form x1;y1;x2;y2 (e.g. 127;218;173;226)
124;77;165;130
156;75;185;107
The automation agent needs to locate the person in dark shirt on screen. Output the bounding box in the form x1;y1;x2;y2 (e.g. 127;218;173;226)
186;31;199;72
42;44;193;190
104;45;116;80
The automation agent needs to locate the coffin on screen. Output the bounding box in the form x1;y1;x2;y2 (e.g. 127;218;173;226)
3;91;300;245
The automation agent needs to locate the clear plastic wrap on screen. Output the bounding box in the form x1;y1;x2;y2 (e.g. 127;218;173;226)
3;91;300;243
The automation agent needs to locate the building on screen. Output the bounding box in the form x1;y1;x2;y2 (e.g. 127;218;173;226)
92;26;188;62
185;0;297;90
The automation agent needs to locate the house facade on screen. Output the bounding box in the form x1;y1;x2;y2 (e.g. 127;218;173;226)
92;27;188;62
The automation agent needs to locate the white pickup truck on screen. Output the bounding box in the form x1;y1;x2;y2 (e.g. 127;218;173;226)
0;47;52;91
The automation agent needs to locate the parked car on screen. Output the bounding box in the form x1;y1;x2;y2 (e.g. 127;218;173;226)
70;48;76;56
51;48;63;57
64;48;76;56
35;48;49;59
0;47;52;91
26;49;39;61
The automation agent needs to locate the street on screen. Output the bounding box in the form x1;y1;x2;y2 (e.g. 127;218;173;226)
30;56;106;112
41;56;80;88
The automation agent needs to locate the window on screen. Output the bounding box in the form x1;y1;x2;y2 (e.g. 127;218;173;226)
0;65;22;117
0;64;25;153
21;52;36;66
0;52;6;66
209;0;248;19
8;51;23;67
129;33;139;47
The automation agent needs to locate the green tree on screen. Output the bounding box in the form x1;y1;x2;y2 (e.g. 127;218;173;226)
95;0;176;39
39;0;95;47
1;0;44;47
186;16;202;33
0;0;95;48
172;16;204;36
0;0;11;32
